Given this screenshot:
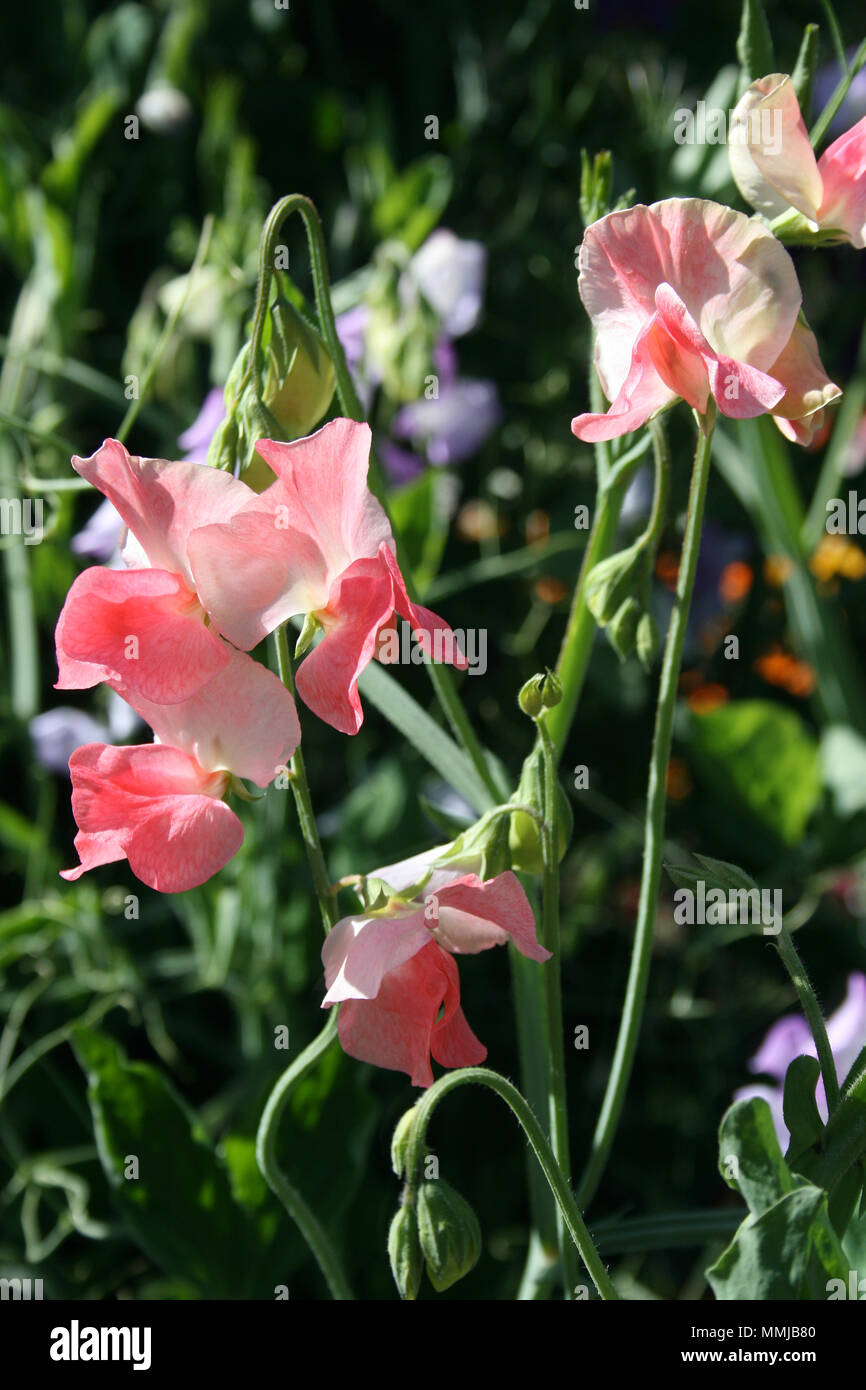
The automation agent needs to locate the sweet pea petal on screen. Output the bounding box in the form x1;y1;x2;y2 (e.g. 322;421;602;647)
321;909;431;1003
378;543;469;669
429;872;551;962
187;511;328;651
729;74;823;224
127;645;300;787
55;566;229;702
253;419;393;581
768;319;842;441
817;115;866;248
295;556;395;734
72;438;255;581
572;315;677;442
335;942;485;1088
61;742;240;892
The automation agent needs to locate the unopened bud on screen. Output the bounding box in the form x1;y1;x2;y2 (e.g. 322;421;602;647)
388;1201;424;1301
416;1179;482;1292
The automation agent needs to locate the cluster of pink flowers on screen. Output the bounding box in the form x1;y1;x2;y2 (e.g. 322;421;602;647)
56;418;464;892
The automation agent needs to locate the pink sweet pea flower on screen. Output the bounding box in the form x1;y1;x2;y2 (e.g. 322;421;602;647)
571;198;840;444
61;646;300;892
321;871;550;1087
187;417;468;735
56;439;262;705
729;74;866;248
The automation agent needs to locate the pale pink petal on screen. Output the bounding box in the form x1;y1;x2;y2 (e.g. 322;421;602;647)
62;742;240;892
126;645;300;787
321;909;431;1003
295;557;394;734
572;316;676;441
378;544;469;668
72;439;255;582
577;200;800;408
254;419;393;581
817;116;866;248
429;872;552;961
768;319;842;440
729;75;823;224
431;960;487;1073
187;511;329;651
55;566;229;702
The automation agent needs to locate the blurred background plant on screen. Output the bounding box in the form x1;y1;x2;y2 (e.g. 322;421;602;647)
2;0;866;1300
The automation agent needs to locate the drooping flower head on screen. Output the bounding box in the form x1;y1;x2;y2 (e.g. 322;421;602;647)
322;869;550;1087
571;198;840;445
62;647;300;892
186;418;468;734
729;74;866;248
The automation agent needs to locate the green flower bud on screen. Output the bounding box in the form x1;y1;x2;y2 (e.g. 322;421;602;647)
206;414;240;472
388;1202;424;1301
607;595;641;661
391;1106;420;1178
540;668;562;708
636;610;660;671
416;1179;482;1292
584;543;645;626
508;747;572;874
262;298;336;439
518;675;544;719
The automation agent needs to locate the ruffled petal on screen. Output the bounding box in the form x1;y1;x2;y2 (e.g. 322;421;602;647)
572;315;676;441
62;742;240;892
378;543;470;669
72;438;255;581
768;319;842;441
55;566;229;703
126;645;301;787
429;871;552;962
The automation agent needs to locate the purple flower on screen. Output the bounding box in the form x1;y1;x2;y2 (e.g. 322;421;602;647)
408;230;487;339
178;387;226;464
377;438;426;486
735;973;866;1148
30;707;110;776
392;377;501;466
71;497;125;562
813;51;866;138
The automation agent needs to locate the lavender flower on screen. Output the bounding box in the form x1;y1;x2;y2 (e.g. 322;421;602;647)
178;387;226;464
407;230;487;339
735;972;866;1148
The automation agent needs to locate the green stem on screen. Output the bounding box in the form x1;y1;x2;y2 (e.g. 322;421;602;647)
774;926;842;1115
537;716;579;1297
577;412;715;1210
402;1066;618;1299
271;624;336;934
255;1012;354;1300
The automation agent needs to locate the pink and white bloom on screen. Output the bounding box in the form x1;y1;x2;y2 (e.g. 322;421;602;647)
56;439;264;705
729;74;866;248
571;198;840;445
62;647;300;892
187;418;468;735
321;871;550;1087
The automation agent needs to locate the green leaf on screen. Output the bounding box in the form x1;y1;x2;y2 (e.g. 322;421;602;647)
736;0;775;92
783;1055;824;1164
358;660;496;815
718;1097;795;1215
73;1027;263;1298
665;853;758;896
688;701;820;846
707;1185;849;1299
792;23;820;123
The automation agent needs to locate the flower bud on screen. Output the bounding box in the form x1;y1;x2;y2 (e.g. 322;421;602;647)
607;595;641;661
416;1179;482;1292
518;675;544;719
636;610;660;671
584;543;645;626
508;747;572;874
391;1106;420;1178
388;1202;424;1301
262;298;336;438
